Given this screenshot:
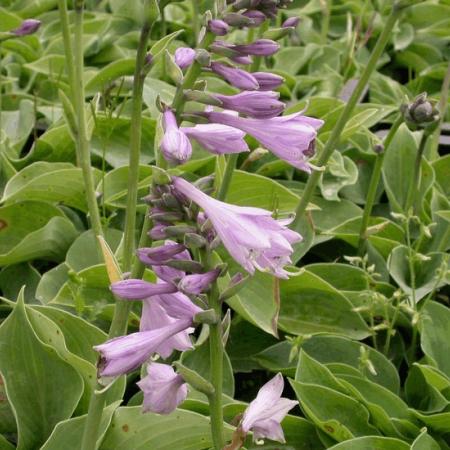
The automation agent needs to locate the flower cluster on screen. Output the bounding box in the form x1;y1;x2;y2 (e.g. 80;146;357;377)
160;1;323;172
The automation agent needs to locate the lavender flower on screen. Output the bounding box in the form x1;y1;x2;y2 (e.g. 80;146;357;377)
214;91;285;119
252;72;284;91
137;242;186;266
178;269;221;295
204;111;324;172
182;123;249;154
140;301;193;358
94;317;192;377
242;10;267;27
12;19;41;36
149;223;167;240
174;47;196;70
233;39;279;56
241;373;297;442
282;16;300;28
210;61;259;90
138;363;187;414
208;19;229;36
172;177;302;278
161;108;192;164
154;288;203;320
111;279;177;299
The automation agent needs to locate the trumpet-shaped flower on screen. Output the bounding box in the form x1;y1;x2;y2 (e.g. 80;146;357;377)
138;363;188;414
111;279;177;299
137;242;186;266
161;108;192;164
172;177;302;278
210;62;259;90
241;373;297;442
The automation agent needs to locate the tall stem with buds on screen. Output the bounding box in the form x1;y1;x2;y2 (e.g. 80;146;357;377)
291;3;405;230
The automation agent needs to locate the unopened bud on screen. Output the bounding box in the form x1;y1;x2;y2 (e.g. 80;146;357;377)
173;362;214;395
184;233;208;249
12;19;41;36
402;93;439;130
373;143;384;154
208;19;229;36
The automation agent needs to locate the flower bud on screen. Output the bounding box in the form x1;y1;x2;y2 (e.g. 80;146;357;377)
12;19;41;36
149;224;167;240
233;39;279;56
223;12;255;27
282;16;300;28
208;19;229;36
174;47;196;70
242;10;267;27
402;93;439;130
178;269;221;295
252;71;284;90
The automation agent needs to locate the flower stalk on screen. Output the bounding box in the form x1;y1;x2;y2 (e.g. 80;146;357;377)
291;3;404;230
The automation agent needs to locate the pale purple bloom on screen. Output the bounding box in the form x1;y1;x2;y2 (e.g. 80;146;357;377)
153;288;203;320
232;55;253;65
174;47;196;70
161;108;192;164
172;177;302;278
204;111;324;172
178;269;221;295
182;123;249;154
241;373;297;443
140;301;193;359
12;19;41;36
210;62;259;90
111;279;177;299
138;363;187;414
208;19;229;36
242;10;267;27
149;223;167;240
233;39;279;56
137;242;186;266
282;16;300;28
151;240;192;283
252;72;284;91
214;91;285;119
94;317;192;376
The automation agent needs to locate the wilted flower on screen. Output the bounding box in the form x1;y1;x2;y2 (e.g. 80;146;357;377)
161;107;192;164
94;317;193;377
182;123;249;154
172;176;302;278
233;39;279;56
252;72;284;91
204;111;324;172
12;19;41;36
178;269;221;295
111;279;177;299
138;363;188;414
241;373;297;442
174;47;196;70
208;19;229;36
210;61;259;90
214;91;285;119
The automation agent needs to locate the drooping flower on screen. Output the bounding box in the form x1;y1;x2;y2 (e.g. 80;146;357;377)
210;61;259;90
172;176;302;278
160;108;192;164
233;39;279;56
138;363;188;414
203;110;324;172
178;269;221;295
241;373;297;443
94;317;192;377
174;47;196;70
208;19;229;36
252;72;284;91
12;19;41;36
137;242;186;266
111;279;177;299
182;123;249;154
214;91;285;119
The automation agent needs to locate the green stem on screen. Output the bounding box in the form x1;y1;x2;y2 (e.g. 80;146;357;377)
357;115;402;255
191;0;199;44
404;132;429;214
291;4;403;230
216;154;238;201
320;0;332;44
73;0;103;241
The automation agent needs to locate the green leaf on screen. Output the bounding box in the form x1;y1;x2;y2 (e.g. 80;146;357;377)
100;406;233;450
0;263;41;304
327;436;409;450
279;270;370;339
0;290;83;449
411;429;441;450
393;23;415;51
0;435;15;450
0;201;79;266
85;58;135;95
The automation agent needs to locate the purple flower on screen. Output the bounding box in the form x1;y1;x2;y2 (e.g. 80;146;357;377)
208;19;229;36
242;10;267;27
282;16;300;28
241;373;297;443
161;108;192;165
138;363;187;414
182;123;249;154
12;19;41;36
94;317;192;377
210;61;259;90
252;72;284;91
214;91;285;119
111;279;177;300
233;39;279;56
172;177;302;278
137;242;186;266
151;240;193;283
154;288;203;320
140;301;193;358
174;47;196;70
178;269;221;295
204;111;324;172
149;223;167;240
